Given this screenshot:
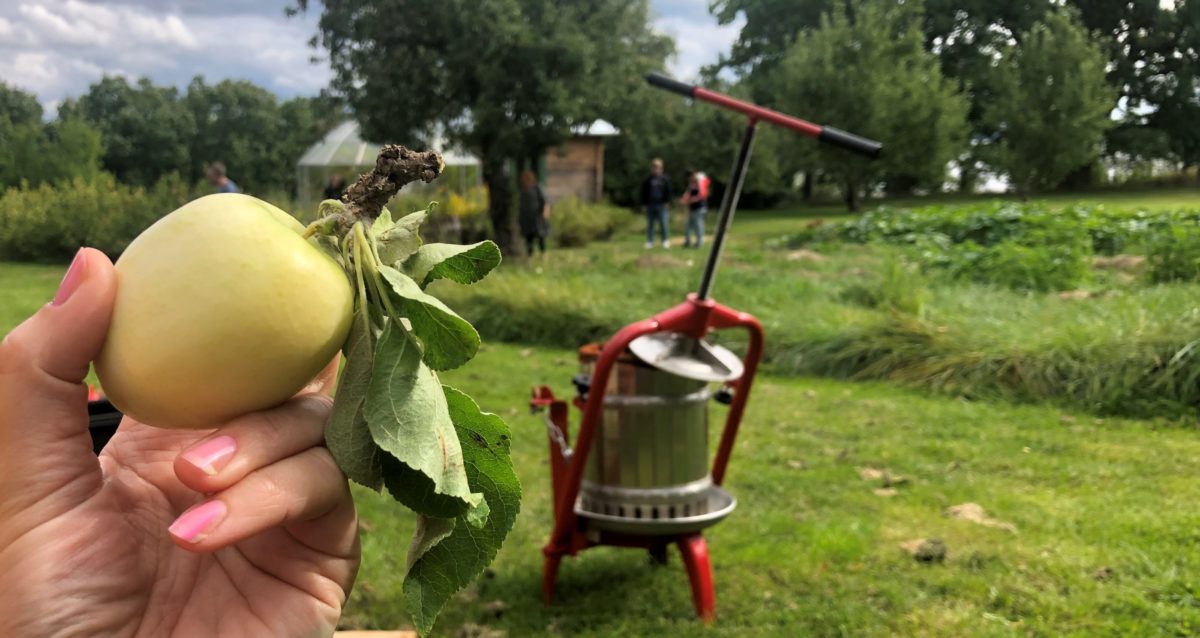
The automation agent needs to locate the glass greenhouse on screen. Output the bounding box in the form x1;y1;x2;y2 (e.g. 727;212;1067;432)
296;120;481;213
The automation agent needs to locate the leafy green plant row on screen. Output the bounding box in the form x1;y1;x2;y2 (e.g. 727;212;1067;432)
790;201;1200;255
786;202;1200;290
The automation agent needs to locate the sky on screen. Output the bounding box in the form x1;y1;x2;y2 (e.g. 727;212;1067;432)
0;0;745;115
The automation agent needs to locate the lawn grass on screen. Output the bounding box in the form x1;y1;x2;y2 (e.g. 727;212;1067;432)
342;341;1200;637
5;189;1200;635
0;260;61;331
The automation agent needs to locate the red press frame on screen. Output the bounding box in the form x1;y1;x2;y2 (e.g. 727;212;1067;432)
532;294;764;621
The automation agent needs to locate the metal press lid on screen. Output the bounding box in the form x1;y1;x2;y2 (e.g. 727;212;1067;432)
628;332;745;383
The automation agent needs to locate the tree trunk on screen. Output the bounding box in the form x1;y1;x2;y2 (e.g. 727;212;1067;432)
481;151;517;254
958;161;977;194
843;179;859;213
801;171;814;202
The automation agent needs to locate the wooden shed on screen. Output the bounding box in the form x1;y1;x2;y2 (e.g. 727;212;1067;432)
542;119;619;203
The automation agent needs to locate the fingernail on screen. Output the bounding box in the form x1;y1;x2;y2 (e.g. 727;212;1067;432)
168;500;226;544
52;249;88;307
181;435;237;476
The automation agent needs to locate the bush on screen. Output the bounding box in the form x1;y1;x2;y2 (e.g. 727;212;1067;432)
0;173;207;262
387;185;491;244
549;197;633;248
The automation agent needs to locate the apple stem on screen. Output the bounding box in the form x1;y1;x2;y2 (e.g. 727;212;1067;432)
342;145;445;225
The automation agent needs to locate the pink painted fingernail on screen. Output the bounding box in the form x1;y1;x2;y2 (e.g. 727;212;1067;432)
181;435;237;476
52;249;88;307
168;500;226;543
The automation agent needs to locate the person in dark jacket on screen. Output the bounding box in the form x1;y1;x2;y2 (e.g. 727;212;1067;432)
518;170;550;257
639;158;672;249
322;174;346;201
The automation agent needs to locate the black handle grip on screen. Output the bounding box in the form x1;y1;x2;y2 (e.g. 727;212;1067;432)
645;72;696;98
818;126;883;159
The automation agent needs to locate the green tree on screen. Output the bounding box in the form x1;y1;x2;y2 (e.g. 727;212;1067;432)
181;79;340;197
0;117;103;189
0;82;43;126
716;0;1056;193
776;0;969;211
58;77;195;187
1145;0;1200;169
984;9;1116;194
277;93;345;195
296;0;671;251
184;78;285;193
602;77;787;209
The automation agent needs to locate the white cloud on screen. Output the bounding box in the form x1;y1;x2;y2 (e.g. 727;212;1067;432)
17;0;198;49
0;50;105;98
0;0;740;114
653;4;744;81
185;13;331;95
0;0;325;110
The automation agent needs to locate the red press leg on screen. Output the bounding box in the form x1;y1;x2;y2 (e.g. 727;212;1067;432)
677;534;716;622
542;552;562;604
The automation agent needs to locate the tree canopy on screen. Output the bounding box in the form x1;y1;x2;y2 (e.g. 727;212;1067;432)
983;9;1116;194
775;0;969;210
298;0;671;250
0;82;43;126
50;75;340;195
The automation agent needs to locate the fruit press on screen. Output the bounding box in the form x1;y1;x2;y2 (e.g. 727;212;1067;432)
529;73;883;621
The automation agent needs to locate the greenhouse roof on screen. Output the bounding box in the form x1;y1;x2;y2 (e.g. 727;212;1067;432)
297;120;480;168
299;119;619;169
571;119;619;137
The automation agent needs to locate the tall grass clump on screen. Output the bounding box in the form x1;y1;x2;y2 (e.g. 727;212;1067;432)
1144;223;1200;283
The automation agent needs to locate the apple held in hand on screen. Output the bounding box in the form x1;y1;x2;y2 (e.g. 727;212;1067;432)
95;193;353;429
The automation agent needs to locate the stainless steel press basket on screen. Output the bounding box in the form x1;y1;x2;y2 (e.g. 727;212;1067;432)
572;337;740;535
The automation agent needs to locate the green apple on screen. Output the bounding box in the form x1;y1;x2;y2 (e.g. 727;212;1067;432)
95;193;354;429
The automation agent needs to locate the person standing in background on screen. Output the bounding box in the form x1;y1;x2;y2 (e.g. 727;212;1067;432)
518;170;550;257
639;158;672;249
205;162;240;194
322;174;346;201
681;170;710;248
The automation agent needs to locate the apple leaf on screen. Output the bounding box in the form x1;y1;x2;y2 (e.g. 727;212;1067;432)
364;322;477;519
371;207;393;235
404;386;521;637
318;185;519;636
405;514;456;571
377;209;427;266
377;265;480;371
402;241;502;288
325;310;384;490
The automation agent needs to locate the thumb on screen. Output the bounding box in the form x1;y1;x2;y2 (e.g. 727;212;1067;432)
0;248;116;512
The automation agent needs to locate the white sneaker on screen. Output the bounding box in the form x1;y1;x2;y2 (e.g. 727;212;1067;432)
644;241;653;249
662;240;670;249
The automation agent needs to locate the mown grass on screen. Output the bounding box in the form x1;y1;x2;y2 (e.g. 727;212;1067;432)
5;188;1200;635
0;260;61;330
359;342;1200;636
433;192;1200;418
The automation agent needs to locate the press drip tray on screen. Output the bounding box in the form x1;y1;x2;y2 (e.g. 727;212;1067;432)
575;485;736;536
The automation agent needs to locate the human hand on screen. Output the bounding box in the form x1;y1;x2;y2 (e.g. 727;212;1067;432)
0;248;359;637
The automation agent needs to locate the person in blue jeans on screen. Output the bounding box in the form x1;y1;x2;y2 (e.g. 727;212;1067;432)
639;158;673;249
681;170;709;248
